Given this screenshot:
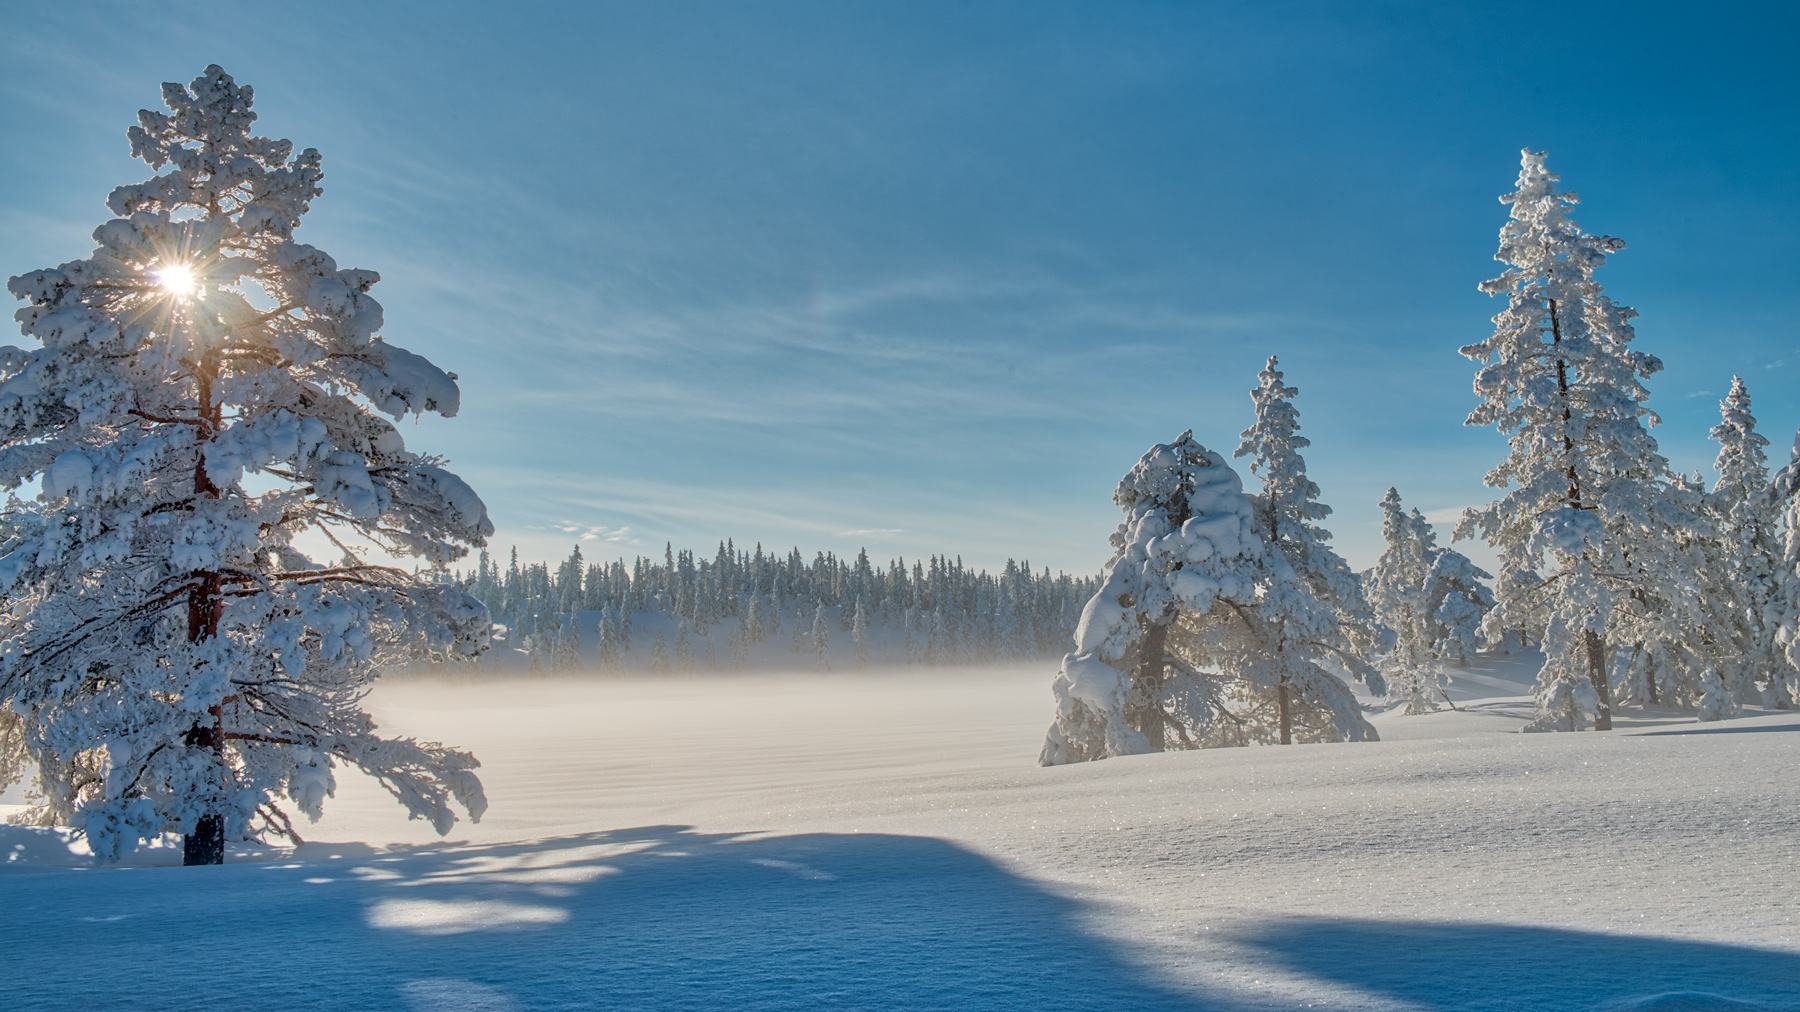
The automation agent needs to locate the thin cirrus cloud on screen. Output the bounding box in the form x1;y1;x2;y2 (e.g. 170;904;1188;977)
0;2;1794;578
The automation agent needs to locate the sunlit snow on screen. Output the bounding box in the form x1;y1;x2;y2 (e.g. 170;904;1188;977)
4;659;1798;1010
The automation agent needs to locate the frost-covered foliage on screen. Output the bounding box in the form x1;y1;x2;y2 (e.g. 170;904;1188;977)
1043;433;1260;763
0;67;492;863
1457;150;1705;733
1768;432;1800;700
463;540;1097;669
1041;431;1375;766
1368;488;1494;714
1234;358;1387;725
1700;378;1793;710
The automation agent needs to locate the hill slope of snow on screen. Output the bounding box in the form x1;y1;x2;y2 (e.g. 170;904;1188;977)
4;664;1799;1010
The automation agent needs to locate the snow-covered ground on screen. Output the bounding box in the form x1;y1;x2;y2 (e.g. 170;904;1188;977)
5;659;1799;1011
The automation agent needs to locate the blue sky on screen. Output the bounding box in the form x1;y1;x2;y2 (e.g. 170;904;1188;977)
2;1;1794;575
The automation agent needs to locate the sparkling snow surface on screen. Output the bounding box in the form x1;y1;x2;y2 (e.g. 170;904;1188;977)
4;659;1799;1011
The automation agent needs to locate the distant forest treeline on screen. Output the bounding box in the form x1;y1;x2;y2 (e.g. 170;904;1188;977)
456;541;1102;668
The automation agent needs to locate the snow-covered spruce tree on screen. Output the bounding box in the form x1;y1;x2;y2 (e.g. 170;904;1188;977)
1043;433;1259;763
1768;432;1800;699
1040;431;1375;765
1368;489;1442;713
812;603;831;671
1457;149;1705;732
1234;357;1386;740
1425;547;1495;666
1368;488;1495;714
0;68;493;865
1705;377;1791;707
852;597;869;668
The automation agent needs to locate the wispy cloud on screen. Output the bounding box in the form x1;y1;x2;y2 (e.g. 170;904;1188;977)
1421;506;1474;525
535;523;645;548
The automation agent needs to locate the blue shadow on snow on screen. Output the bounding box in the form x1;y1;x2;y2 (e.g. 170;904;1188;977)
0;825;1211;1012
1242;917;1800;1011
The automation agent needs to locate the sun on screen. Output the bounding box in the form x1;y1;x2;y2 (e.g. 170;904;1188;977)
155;262;198;298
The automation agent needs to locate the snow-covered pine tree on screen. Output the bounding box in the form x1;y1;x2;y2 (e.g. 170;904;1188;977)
1040;431;1376;763
1766;431;1800;699
649;630;670;674
594;606;619;669
1424;548;1495;666
746;594;765;643
812;603;831;671
1233;357;1386;739
0;68;492;864
853;596;869;668
730;616;750;670
1369;489;1442;713
550;614;582;672
1706;377;1790;707
1369;488;1496;713
555;544;584;614
1457;149;1704;731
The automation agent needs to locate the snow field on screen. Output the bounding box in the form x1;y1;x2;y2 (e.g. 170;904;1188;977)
4;665;1800;1010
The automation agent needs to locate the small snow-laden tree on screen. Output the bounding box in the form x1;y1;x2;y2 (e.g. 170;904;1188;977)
0;68;493;865
649;630;670;674
1704;378;1791;707
1042;432;1264;764
812;603;831;671
1370;489;1497;714
791;605;808;654
594;606;620;670
1768;431;1800;700
1622;471;1734;716
852;597;869;668
554;544;584;615
730;616;750;670
1042;431;1376;762
746;595;765;643
549;613;583;672
1368;489;1442;713
1234;357;1387;737
1424;548;1494;666
1457;149;1705;733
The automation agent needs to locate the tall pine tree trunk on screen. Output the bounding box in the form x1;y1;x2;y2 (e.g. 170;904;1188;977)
1130;621;1169;752
183;357;227;866
1585;629;1613;731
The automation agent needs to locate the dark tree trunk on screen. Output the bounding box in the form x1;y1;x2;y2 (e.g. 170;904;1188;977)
182;355;228;866
184;815;225;866
1130;621;1169;752
1585;629;1613;731
181;714;225;865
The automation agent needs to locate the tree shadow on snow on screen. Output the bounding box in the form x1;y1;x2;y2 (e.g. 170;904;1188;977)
1240;917;1800;1011
0;825;1215;1012
1635;721;1800;737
